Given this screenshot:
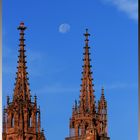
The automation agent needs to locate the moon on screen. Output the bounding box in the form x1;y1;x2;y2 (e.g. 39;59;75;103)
59;23;70;33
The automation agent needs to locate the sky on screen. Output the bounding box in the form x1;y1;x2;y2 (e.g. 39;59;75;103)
2;0;138;140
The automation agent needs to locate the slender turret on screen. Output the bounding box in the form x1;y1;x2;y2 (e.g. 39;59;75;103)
38;107;41;133
97;87;108;136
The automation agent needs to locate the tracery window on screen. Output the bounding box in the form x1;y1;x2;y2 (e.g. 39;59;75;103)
78;125;81;136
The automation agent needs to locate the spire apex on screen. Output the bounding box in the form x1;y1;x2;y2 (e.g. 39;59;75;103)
99;87;106;107
101;87;105;98
102;86;104;94
84;28;90;37
17;22;27;30
84;28;90;46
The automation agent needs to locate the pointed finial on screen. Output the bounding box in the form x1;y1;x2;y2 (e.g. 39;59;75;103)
101;86;105;100
100;86;106;104
34;94;37;103
101;86;104;95
75;100;77;110
102;86;104;90
39;105;40;111
84;28;90;46
30;95;32;100
17;22;26;48
75;100;77;105
85;28;90;36
17;22;27;30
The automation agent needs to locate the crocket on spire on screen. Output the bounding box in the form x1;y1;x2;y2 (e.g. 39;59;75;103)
79;28;96;114
13;22;31;101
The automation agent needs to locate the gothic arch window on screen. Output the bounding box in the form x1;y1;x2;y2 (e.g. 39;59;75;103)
72;122;74;128
11;114;14;127
78;125;81;136
70;122;75;137
100;122;103;133
85;123;88;134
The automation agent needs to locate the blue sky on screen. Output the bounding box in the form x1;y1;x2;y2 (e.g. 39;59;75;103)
2;0;138;140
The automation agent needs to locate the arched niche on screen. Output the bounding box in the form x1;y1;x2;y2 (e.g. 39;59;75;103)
11;113;14;128
9;137;13;140
29;137;33;140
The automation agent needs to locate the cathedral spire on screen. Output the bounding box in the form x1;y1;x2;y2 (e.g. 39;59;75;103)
3;22;46;140
79;29;95;114
65;29;110;140
13;22;30;101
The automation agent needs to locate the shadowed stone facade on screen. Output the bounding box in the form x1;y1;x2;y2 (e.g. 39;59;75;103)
65;29;110;140
2;23;46;140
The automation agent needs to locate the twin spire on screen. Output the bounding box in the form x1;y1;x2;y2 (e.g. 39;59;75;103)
12;23;106;114
13;24;106;114
3;23;108;140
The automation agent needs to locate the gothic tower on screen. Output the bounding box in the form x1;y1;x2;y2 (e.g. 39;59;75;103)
2;22;46;140
65;29;110;140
